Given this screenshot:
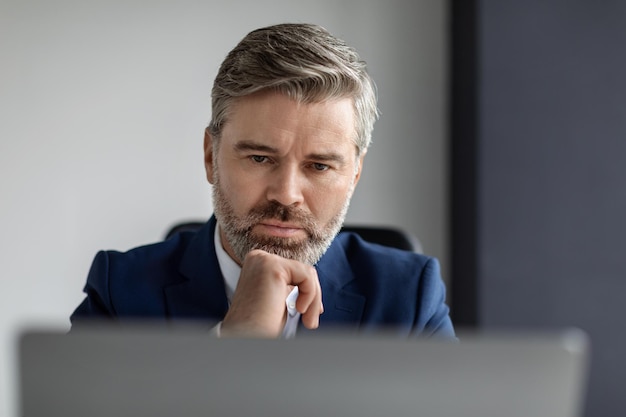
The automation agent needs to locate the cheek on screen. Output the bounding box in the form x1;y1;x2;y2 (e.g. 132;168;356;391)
216;161;264;213
308;181;352;219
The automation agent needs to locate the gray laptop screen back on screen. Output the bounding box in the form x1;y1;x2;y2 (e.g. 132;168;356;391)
18;326;589;417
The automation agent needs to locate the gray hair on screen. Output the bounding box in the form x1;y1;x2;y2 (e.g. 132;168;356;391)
208;23;378;156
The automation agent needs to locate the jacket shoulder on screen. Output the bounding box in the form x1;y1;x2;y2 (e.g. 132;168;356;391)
74;231;200;319
104;231;197;285
329;231;454;338
335;231;433;281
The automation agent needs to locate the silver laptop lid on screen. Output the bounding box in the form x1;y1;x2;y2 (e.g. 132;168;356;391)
18;325;589;417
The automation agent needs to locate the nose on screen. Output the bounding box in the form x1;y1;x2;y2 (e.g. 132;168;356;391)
265;164;305;207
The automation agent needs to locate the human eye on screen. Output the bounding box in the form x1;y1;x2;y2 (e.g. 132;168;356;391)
311;162;330;172
250;155;270;164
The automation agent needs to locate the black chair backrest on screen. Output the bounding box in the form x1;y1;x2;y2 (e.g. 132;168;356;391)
165;221;205;239
340;225;422;253
165;221;422;253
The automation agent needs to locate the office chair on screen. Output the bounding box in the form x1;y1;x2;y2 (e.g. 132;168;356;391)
165;220;422;253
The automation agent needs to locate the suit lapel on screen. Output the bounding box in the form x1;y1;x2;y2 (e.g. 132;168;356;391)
164;217;229;319
314;236;365;329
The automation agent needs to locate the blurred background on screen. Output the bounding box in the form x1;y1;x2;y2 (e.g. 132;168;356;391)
2;1;625;417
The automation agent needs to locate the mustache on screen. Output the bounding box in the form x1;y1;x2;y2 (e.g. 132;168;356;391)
247;201;319;237
253;202;303;222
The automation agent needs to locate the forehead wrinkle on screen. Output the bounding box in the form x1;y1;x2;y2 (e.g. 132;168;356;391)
222;91;357;159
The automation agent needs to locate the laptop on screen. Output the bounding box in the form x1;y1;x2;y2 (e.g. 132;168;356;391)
17;324;589;417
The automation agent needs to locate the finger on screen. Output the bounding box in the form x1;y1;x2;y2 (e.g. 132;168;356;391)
290;266;323;329
291;265;319;312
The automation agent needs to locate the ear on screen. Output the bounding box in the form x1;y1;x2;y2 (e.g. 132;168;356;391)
204;127;215;184
352;151;366;187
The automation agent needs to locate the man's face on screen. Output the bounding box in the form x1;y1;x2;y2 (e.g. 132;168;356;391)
204;90;364;265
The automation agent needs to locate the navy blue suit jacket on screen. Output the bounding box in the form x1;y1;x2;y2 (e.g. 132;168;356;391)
71;217;455;338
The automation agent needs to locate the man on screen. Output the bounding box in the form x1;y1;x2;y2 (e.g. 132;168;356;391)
71;23;455;339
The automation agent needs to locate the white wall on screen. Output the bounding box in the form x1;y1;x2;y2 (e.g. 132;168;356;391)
0;1;447;414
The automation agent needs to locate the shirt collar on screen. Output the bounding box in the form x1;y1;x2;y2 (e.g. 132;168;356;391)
213;224;240;303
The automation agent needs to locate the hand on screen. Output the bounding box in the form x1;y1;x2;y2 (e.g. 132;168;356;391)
220;249;324;338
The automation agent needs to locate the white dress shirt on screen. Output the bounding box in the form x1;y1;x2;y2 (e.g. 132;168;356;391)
213;226;300;338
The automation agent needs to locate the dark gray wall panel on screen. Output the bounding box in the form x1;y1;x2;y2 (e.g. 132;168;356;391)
452;1;626;416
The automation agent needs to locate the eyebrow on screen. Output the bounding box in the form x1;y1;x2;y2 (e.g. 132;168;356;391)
233;140;278;154
307;152;346;165
233;140;347;165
